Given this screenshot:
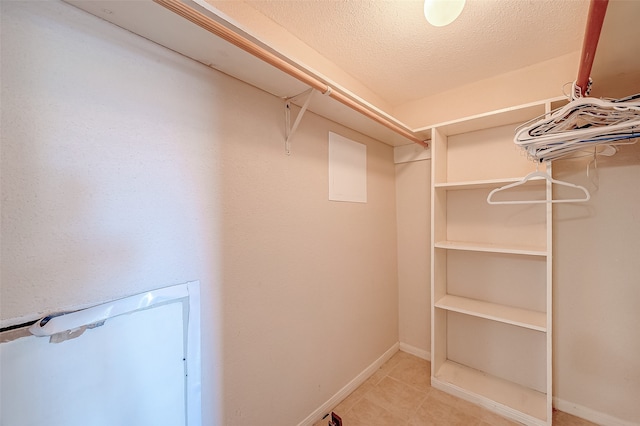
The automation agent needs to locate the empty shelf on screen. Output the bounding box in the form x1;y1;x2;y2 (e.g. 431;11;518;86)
434;240;547;256
435;295;546;331
434;360;547;425
434;176;545;191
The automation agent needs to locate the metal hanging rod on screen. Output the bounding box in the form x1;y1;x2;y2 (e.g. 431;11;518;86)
152;0;428;148
576;0;609;97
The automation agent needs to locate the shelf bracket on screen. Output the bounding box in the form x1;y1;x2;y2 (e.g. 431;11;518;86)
285;88;314;155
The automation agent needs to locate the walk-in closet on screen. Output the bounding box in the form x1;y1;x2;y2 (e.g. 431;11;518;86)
1;1;638;425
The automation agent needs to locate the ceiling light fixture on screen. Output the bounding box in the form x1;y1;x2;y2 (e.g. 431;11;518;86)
424;0;465;27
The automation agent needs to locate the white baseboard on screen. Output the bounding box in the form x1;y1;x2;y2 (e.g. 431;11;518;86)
398;342;431;361
554;397;637;426
297;342;400;426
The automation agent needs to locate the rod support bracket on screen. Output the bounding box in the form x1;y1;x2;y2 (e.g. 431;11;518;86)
285;88;314;155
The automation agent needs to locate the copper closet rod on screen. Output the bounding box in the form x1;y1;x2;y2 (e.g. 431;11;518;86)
153;0;428;148
576;0;609;96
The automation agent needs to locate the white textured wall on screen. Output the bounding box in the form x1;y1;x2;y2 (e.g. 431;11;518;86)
0;2;399;425
395;159;431;358
1;0;223;324
553;145;640;425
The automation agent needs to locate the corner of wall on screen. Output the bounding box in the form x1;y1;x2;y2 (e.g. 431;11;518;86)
297;342;400;426
399;342;431;361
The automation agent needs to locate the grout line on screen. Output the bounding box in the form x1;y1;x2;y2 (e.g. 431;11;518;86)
406;391;431;425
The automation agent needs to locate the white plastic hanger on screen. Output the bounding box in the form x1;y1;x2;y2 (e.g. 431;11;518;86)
487;170;591;205
514;89;640;162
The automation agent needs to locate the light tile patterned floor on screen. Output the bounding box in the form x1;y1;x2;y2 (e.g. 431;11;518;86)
314;351;598;426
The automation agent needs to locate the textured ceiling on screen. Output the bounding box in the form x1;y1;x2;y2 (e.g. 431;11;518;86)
241;0;590;107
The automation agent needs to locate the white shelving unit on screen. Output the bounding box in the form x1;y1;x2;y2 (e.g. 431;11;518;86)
426;97;566;425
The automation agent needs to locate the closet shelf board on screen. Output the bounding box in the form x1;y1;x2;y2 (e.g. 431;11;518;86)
434;360;547;425
434;177;545;191
434;241;547;256
414;98;564;138
435;295;547;331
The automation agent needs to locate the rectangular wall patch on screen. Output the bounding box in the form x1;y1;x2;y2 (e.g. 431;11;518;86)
328;132;367;203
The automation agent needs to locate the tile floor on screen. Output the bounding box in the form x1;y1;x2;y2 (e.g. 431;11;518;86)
314;351;598;426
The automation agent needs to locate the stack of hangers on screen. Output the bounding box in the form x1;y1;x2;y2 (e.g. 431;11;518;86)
514;91;640;163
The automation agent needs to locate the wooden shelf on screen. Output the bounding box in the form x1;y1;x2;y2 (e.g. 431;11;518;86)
433;360;547;425
434;240;547;256
414;101;552;138
435;295;546;332
434;176;545;191
430;97;554;424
